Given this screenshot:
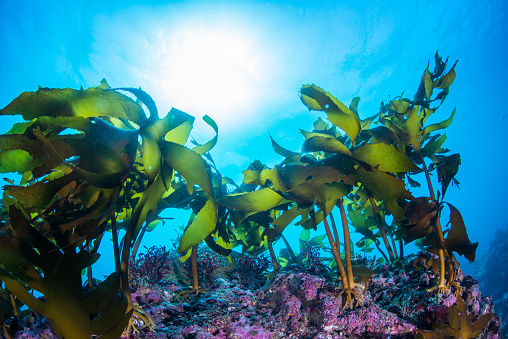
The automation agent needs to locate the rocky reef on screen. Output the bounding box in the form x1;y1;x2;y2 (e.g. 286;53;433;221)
7;249;503;339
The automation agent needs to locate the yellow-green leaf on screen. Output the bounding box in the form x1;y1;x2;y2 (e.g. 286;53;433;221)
300;85;361;142
352;143;420;173
301;135;352;156
263;205;300;237
218;188;283;213
424;108;455;135
356;168;414;222
434;60;458;89
1;84;146;124
192;115;218;155
178;198;217;253
161;141;214;198
0;150;34;173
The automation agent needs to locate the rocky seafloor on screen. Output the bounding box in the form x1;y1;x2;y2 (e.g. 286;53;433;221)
6;250;505;339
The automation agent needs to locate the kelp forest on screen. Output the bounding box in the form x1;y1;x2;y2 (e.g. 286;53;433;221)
0;52;502;338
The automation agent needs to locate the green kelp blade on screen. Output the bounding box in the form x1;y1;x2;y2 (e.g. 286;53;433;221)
300;84;361;143
424;108;455;135
420;134;447;159
444;203;477;263
360;126;400;146
1;83;146;124
128;165;175;237
219;188;284;213
204;232;233;261
192;115;218;155
178;198;218;253
4;170;80;211
399;198;437;244
356;167;414;222
434;60;458;89
270;134;299;158
352;143;420;173
349;97;360;118
0;149;35;173
414;65;433;103
161;141;214;199
313;117;329;131
301;135;352;156
347;203;377;240
138;108;194;183
32;126;136;189
110;87;158;122
0;133;75;179
263;204;300;237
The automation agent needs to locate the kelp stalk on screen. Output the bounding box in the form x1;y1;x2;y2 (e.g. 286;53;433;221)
419;150;448;293
267;239;280;272
191;244;199;292
322;206;348;285
369;197;395;261
328;213;341;255
338;200;355;291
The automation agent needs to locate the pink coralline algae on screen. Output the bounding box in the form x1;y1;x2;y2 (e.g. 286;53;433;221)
7;251;505;338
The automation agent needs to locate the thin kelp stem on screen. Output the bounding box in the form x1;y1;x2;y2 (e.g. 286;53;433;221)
369;197;395;261
87;266;93;292
110;213;121;272
131;215;154;259
390;235;399;259
399;239;404;258
322;205;348;284
374;240;390;262
267;239;280;272
120;213;136;311
419;150;447;292
329;213;341;254
2;323;12;339
191;244;199;291
338;199;354;289
9;293;18;317
281;234;302;266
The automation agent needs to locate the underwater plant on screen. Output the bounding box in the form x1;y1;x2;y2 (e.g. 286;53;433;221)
236;51;477;311
0;80;218;338
129;246;173;288
0;51;489;338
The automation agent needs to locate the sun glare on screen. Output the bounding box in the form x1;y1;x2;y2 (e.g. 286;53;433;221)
158;26;264;131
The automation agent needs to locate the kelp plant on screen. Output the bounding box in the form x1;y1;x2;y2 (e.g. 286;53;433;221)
240;51;476;309
0;51;479;336
0;80;219;338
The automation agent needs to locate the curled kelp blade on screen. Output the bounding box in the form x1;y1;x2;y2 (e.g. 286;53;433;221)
192;115;218;155
110;86;158;123
218;188;284;213
137;108;195;183
300;84;361;143
161;141;214;199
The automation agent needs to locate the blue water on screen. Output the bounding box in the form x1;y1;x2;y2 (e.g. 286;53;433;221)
1;1;507;284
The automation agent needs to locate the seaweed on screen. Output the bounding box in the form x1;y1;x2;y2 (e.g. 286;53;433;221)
0;51;486;337
0;80;217;337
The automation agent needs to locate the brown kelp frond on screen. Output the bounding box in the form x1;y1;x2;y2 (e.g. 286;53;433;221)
416;295;492;339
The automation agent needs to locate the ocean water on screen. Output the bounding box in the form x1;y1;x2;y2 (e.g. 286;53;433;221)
0;0;506;294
